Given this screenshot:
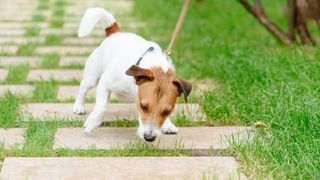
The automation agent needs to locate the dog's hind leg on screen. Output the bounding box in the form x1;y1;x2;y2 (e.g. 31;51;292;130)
83;72;111;133
73;48;103;115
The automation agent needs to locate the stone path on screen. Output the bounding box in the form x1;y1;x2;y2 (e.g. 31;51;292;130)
1;157;247;179
0;128;25;149
53;127;247;150
0;0;248;179
21;103;204;121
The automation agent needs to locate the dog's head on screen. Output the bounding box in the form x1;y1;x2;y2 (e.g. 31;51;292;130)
126;65;192;142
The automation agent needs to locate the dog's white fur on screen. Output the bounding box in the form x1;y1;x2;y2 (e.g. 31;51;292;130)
74;8;178;139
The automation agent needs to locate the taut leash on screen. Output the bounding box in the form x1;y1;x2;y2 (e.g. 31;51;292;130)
164;0;191;56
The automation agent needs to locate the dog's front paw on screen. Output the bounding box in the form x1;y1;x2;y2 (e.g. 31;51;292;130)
73;102;85;115
161;120;178;134
83;113;102;133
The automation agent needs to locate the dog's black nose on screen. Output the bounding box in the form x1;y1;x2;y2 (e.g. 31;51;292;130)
144;134;156;142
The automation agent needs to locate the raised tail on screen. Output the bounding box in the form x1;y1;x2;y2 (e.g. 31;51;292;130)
78;7;121;38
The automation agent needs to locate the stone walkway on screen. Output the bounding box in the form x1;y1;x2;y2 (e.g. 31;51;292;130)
0;0;247;179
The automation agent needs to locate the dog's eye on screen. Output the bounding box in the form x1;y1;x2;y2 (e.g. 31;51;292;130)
161;110;171;117
140;103;148;112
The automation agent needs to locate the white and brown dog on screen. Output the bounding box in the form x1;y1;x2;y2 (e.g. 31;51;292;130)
73;8;192;142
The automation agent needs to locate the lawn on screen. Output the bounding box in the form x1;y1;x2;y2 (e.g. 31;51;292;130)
134;0;320;179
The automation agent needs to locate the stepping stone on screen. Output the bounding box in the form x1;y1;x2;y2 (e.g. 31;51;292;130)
0;69;8;81
57;85;95;100
0;157;247;179
0;37;44;44
26;69;83;81
35;46;95;56
62;37;102;46
0;22;47;28
53;127;248;150
0;85;34;96
0;29;24;36
57;86;123;101
0;46;18;54
0;56;40;67
59;56;87;66
0;128;25;149
21;103;204;121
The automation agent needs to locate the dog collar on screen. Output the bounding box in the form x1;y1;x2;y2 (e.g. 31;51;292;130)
135;46;154;66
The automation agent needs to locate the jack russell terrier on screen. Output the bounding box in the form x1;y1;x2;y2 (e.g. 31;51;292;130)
73;8;192;142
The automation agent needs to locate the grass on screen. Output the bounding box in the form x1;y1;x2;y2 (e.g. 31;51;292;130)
24;27;40;37
49;19;64;28
41;53;60;68
32;80;58;102
134;0;320;179
0;92;20;127
5;64;30;84
32;14;45;22
44;34;63;45
16;43;37;56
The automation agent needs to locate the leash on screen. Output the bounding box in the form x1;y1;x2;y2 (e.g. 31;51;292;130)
135;0;190;65
164;0;191;56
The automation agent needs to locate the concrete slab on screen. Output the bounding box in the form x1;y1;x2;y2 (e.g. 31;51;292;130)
0;69;8;81
59;56;87;66
0;56;40;67
35;46;95;56
57;86;95;100
0;128;25;149
0;85;34;96
26;69;83;81
0;37;44;44
53;127;248;150
0;157;247;180
21;103;203;121
0;46;18;54
0;29;24;36
62;37;102;46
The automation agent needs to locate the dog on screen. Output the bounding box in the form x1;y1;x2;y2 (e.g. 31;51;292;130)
73;8;192;142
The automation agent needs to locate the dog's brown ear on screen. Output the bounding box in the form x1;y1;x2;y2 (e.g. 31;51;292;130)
173;78;192;103
126;65;154;85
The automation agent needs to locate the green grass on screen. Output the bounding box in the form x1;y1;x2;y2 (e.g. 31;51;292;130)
135;0;320;179
0;92;20;127
5;64;30;84
49;19;64;28
32;80;58;102
32;14;45;22
41;53;60;68
24;27;40;37
44;34;63;45
16;43;37;56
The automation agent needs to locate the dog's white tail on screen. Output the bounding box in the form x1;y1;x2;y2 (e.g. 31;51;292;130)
78;7;120;38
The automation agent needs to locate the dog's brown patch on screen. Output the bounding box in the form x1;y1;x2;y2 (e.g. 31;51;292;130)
105;23;121;36
126;65;192;128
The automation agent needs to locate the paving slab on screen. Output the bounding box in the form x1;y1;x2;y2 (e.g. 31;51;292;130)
26;69;83;81
0;69;9;81
21;103;203;121
0;85;34;96
0;128;25;149
53;127;248;150
59;56;87;66
0;157;246;180
35;46;95;56
0;22;47;28
62;37;102;46
0;37;44;44
57;85;95;100
0;29;24;36
0;46;18;54
0;56;40;67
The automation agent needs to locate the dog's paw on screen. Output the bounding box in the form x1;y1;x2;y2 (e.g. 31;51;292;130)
161;120;178;134
83;114;101;133
73;102;85;115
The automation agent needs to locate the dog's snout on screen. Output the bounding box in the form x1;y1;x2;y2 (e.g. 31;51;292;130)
143;133;156;142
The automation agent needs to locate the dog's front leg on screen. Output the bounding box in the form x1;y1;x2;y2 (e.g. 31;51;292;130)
161;118;178;134
84;73;110;133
